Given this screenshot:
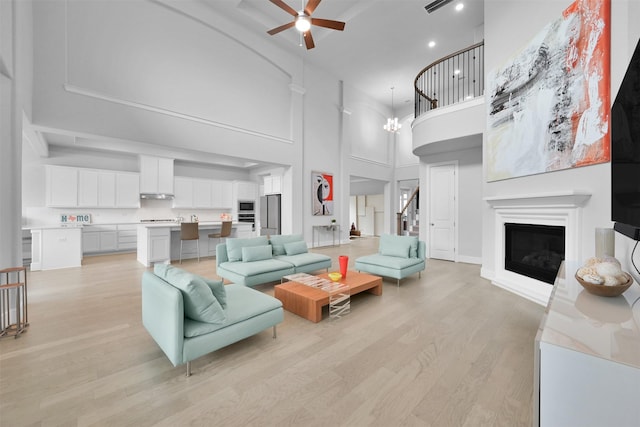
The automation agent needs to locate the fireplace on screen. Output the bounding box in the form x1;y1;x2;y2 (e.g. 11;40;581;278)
484;191;591;306
504;223;565;285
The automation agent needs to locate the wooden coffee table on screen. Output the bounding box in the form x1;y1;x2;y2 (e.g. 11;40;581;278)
274;271;382;323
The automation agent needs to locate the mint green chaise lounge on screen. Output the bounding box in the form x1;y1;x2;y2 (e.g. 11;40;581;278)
355;234;426;286
142;264;283;376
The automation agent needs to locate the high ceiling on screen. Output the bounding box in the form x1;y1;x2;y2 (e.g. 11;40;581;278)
33;0;485;172
202;0;485;112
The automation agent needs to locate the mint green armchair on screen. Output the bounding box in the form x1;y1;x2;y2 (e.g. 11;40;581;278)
354;234;426;286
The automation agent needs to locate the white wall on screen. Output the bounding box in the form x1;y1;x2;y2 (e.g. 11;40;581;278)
32;1;302;164
482;0;640;281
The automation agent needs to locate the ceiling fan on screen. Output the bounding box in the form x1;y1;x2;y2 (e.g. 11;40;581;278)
266;0;346;50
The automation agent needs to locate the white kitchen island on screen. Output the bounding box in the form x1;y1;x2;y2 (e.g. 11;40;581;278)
30;226;83;271
534;261;640;426
136;222;253;267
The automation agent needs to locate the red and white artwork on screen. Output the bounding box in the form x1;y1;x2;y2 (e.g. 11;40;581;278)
486;0;611;181
312;172;333;216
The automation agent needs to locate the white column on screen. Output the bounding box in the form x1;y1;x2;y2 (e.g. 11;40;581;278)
0;0;30;271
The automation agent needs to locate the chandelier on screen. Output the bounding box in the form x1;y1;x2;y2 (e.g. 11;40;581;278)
383;87;402;133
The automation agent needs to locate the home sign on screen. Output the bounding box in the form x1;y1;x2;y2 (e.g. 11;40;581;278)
60;214;92;224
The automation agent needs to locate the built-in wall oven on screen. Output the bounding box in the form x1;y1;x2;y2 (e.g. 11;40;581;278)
238;200;255;230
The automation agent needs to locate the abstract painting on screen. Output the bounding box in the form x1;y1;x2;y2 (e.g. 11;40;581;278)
486;0;610;182
312;171;333;216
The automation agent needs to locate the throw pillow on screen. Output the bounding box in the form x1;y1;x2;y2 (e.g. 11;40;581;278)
379;234;411;258
269;234;304;256
203;278;227;309
242;245;273;262
226;236;269;262
154;264;226;324
283;240;308;256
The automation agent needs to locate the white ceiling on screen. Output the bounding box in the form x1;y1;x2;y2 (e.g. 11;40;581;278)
202;0;485;112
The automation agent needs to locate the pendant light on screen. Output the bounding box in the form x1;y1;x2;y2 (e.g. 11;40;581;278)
383;87;402;133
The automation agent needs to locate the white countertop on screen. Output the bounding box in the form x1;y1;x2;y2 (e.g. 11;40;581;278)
539;261;640;369
27;225;84;230
139;221;247;229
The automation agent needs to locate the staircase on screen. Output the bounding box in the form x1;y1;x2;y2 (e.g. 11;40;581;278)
397;187;419;236
407;214;419;237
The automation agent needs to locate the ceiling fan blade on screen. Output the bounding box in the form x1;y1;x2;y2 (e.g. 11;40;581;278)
269;0;298;17
267;21;295;35
310;18;345;31
303;31;315;49
304;0;322;16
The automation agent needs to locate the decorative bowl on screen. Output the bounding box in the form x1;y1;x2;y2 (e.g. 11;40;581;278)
575;273;633;297
328;272;342;282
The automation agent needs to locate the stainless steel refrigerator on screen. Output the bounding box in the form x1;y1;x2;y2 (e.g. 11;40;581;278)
260;194;281;236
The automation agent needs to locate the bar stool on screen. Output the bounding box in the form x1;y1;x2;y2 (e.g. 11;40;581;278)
0;266;28;339
208;221;232;247
180;222;200;263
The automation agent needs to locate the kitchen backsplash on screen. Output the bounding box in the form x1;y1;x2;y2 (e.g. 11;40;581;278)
23;199;232;227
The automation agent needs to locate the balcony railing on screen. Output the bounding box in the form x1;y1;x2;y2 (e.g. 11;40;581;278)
414;41;484;118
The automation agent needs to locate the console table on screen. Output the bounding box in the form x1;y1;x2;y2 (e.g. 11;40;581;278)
534;261;640;426
312;224;340;248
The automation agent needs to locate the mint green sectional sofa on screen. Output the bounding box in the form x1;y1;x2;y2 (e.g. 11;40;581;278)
142;264;283;376
215;235;331;286
355;234;426;286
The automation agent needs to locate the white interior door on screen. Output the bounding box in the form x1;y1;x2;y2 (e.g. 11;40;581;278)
429;163;457;261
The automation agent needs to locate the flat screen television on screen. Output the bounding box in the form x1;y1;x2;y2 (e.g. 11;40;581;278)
611;38;640;240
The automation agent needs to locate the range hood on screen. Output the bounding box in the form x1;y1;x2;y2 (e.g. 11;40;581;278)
140;193;174;200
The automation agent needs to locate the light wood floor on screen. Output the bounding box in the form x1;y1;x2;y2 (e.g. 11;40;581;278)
0;237;544;426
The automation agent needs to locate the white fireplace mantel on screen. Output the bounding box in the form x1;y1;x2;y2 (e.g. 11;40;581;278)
485;190;592;306
483;190;592;208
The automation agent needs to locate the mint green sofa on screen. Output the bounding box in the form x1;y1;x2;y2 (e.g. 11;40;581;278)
355;234;426;286
142;265;283;376
215;235;331;286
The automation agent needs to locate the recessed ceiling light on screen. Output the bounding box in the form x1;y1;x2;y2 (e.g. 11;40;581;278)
454;69;461;74
455;3;464;11
428;41;436;48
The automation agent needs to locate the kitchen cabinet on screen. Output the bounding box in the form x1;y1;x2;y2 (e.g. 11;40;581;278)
173;177;234;209
82;225;118;254
139;155;174;195
263;175;282;195
46;165;78;207
98;172;116;207
235;181;257;201
212;180;233;208
234;223;254;238
193;179;212;208
49;166;140;208
82;231;100;253
78;169;99;206
115;173;140;208
78;169;116;208
137;225;171;266
173;177;194;208
83;224;137;254
117;225;137;251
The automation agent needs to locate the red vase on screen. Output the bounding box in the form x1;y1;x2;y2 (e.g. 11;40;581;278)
339;255;349;278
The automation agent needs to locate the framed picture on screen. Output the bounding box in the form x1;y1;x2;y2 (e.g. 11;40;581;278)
312;171;333;216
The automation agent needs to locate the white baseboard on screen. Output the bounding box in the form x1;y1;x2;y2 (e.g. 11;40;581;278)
491;277;550;306
480;267;495;281
457;255;482;265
